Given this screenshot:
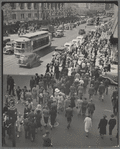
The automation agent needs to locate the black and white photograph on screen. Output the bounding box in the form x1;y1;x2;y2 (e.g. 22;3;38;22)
2;1;118;148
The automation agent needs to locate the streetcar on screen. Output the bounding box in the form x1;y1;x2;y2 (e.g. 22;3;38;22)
14;31;51;57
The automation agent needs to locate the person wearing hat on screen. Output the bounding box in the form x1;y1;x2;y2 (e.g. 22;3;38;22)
42;130;53;147
108;114;116;141
98;115;108;139
84;114;92;137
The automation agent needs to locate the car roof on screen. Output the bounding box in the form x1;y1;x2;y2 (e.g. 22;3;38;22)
6;41;15;44
55;46;65;50
15;38;31;42
57;30;63;31
21;53;37;56
72;39;79;41
64;41;73;46
77;35;84;38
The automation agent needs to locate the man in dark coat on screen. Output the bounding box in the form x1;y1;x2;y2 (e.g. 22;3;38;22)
30;77;35;91
29;119;37;142
94;79;100;95
35;73;39;85
98;115;108;139
108;114;116;141
87;100;95;118
65;105;73;129
88;84;94;99
9;76;15;96
24;117;29;139
7;75;10;91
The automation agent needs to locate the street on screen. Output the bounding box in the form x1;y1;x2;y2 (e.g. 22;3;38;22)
2;16;118;147
3;75;118;147
3;23;95;75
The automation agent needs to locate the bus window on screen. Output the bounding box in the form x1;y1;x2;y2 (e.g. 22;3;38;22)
22;44;25;48
16;42;21;48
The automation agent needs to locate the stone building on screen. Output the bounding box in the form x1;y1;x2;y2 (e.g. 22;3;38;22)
3;3;66;24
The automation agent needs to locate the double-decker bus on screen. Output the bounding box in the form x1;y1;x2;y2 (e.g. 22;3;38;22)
14;31;51;56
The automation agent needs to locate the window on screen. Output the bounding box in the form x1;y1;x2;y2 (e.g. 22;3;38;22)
34;13;38;18
20;3;24;9
34;3;37;9
10;3;16;9
12;14;16;20
21;14;24;19
47;3;50;9
28;13;31;18
27;3;31;9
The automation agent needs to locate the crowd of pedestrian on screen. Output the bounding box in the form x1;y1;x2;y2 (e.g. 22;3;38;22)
2;18;118;146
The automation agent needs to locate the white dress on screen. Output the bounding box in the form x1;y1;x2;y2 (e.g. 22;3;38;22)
84;117;92;133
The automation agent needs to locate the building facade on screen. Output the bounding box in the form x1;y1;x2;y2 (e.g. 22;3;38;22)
3;3;66;24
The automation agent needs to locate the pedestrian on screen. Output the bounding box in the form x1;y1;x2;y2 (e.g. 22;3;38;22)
30;77;35;91
32;85;37;102
42;130;53;147
98;115;108;139
88;84;94;99
35;106;42;132
87;100;95;118
64;96;71;111
43;106;49;127
76;97;83;115
98;82;105;101
108;114;116;141
23;116;29;139
35;73;39;86
49;105;57;130
104;79;110;95
7;75;10;91
70;95;76;109
65;105;73;129
9;76;15;96
81;98;88;116
84;114;92;137
16;86;21;104
24;102;30;119
94;79;100;95
29;119;37;142
16;113;23;138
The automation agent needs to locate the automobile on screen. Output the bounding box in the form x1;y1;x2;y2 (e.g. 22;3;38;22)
55;46;67;53
101;72;118;86
64;41;76;53
64;24;69;30
40;28;49;31
18;53;40;68
3;41;15;54
72;39;80;48
86;18;95;25
53;30;64;37
3;37;10;48
78;29;86;35
76;35;85;45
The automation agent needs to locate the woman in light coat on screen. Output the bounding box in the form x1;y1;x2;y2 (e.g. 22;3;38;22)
84;115;92;137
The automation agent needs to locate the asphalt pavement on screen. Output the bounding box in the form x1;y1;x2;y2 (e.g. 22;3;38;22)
3;75;118;147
